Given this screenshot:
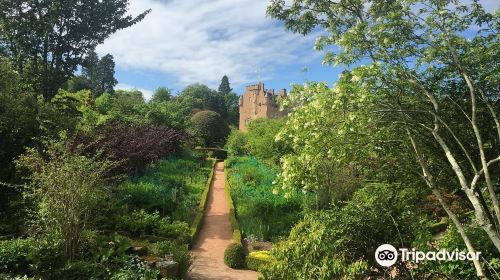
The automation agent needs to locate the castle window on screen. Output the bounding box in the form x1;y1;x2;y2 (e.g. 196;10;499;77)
258;102;262;106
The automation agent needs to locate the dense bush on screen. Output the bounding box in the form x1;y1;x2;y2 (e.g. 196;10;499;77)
17;139;114;262
224;243;245;269
74;123;186;174
227;157;303;241
246;251;274;272
260;183;431;279
226;129;248;157
189;110;229;147
116;210;190;244
155;240;192;278
0;235;64;278
245;118;291;167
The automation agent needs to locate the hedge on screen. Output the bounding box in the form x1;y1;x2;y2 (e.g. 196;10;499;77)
246;250;275;272
224;163;242;245
189;159;216;248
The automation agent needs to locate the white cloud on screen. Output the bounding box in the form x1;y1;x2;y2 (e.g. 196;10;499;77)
97;0;317;88
116;83;154;100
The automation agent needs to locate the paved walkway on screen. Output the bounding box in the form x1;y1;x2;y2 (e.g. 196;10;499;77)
188;162;259;280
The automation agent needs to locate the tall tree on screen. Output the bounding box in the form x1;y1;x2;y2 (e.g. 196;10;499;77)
0;0;149;99
268;0;500;276
217;75;239;126
218;75;232;95
72;51;118;96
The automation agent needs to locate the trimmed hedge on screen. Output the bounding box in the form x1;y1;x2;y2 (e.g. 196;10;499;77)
224;242;245;269
189;159;216;247
246;250;274;272
224;164;242;244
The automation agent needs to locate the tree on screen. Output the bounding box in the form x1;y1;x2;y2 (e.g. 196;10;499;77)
268;0;500;275
82;51;118;96
0;60;39;215
217;75;239;126
176;83;223;114
0;0;149;99
189;110;229;147
218;75;232;95
150;87;172;103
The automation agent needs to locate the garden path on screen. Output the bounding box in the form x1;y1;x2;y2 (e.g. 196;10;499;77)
188;162;259;280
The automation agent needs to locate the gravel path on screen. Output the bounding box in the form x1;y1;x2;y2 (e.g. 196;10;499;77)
188;162;259;280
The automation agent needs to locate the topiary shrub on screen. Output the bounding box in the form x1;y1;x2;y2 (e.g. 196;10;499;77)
246;250;274;271
189;110;229;147
224;242;245;269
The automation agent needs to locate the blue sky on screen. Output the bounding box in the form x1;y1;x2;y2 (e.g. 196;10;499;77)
96;0;498;99
96;0;345;99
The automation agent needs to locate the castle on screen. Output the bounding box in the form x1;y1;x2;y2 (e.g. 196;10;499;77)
239;82;287;131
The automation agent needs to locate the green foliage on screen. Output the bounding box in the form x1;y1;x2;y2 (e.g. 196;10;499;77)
227;157;303;241
226;129;248;157
189;160;215;245
116;210;190;244
155;241;192;278
417;225;499;279
82;51;118;96
90;233;132;264
57;261;108;280
217;75;239;125
17;138;114;262
150;87;172;103
0;235;64;277
105;90;148;124
245;117;291;167
246;251;274;272
0;61;39;220
0;0;149;98
260;183;431;279
118;156;211;223
189;110;230;147
223;243;245;269
110;256;159;280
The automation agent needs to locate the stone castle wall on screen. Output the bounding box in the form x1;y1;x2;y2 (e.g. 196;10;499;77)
239;82;287;131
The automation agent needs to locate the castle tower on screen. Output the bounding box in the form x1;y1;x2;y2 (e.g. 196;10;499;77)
239;82;287;131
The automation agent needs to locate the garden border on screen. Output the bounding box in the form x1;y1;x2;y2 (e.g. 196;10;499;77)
223;161;242;245
189;159;217;248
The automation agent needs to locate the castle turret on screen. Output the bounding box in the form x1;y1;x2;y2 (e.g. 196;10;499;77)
239;82;288;131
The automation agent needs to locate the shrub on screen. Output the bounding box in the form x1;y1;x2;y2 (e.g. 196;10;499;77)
246;251;274;272
110;256;159;280
224;243;245;269
116;210;190;244
245;118;291;167
155;241;192;279
89;234;132;264
17;139;113;262
260;183;431;279
74;123;185;175
0;236;64;277
189;110;229;147
57;261;108;280
226;129;247;156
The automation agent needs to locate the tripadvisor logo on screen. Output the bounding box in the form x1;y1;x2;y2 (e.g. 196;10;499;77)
375;244;481;267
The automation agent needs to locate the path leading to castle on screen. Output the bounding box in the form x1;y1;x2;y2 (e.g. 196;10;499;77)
188;162;259;280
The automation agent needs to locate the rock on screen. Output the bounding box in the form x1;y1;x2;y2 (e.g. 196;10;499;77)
156;259;179;278
126;246;148;256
